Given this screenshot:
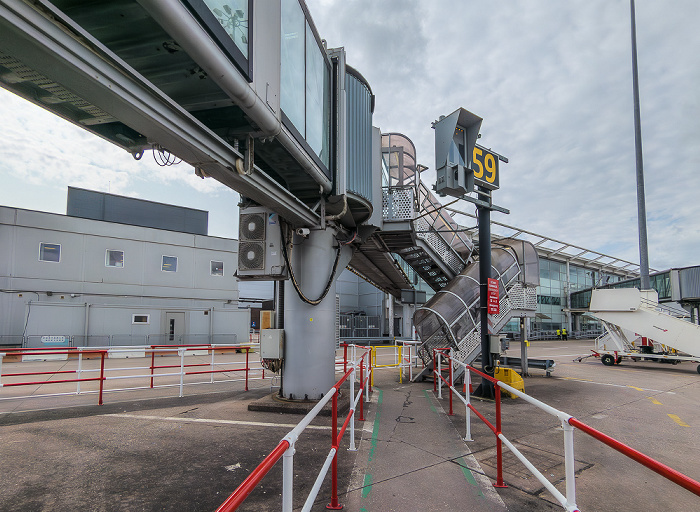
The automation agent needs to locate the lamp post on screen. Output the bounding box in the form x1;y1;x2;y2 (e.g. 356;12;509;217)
630;0;651;290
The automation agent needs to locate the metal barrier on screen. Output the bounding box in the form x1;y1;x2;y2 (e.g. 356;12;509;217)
0;344;260;406
216;345;373;512
432;349;700;511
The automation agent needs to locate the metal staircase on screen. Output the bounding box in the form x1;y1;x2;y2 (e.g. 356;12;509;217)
412;240;539;381
379;182;471;291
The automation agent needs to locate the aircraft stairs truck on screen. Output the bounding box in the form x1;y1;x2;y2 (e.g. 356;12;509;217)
588;288;700;374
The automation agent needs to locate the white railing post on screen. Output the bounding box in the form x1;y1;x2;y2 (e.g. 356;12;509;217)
437;352;442;399
465;369;473;441
282;442;295;512
348;364;357;451
77;349;83;394
179;349;185;397
210;347;215;384
563;420;577;509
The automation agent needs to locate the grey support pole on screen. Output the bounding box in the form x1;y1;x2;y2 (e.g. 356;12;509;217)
281;228;352;400
630;0;651;290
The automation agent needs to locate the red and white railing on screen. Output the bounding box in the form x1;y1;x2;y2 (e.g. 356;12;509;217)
432;349;700;512
0;344;261;405
216;344;372;512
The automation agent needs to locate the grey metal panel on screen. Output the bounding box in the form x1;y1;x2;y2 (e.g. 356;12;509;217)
67;187;208;235
679;267;700;300
345;71;372;202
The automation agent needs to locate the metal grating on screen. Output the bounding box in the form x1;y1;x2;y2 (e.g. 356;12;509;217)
382;188;414;220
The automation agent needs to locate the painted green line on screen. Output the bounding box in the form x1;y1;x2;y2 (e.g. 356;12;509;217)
360;388;383;509
423;389;438;413
361;474;373;498
368;389;383;462
424;390;484;496
457;457;484;496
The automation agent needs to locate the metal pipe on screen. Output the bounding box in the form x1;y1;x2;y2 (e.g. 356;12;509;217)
282;442;294;512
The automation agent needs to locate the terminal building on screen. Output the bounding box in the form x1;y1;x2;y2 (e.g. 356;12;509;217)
1;186;680;349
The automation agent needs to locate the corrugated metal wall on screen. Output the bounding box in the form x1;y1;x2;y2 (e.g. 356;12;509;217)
345;72;372;202
679;267;700;300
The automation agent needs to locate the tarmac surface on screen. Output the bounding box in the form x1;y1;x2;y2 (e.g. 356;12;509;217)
0;339;699;511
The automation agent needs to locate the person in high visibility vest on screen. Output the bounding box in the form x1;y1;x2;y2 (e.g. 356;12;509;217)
556;328;561;340
562;328;568;340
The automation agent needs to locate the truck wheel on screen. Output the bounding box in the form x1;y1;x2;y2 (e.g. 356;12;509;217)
602;354;615;366
697;364;700;375
615;356;623;364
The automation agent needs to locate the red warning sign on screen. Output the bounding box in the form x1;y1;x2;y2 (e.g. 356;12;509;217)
487;278;499;315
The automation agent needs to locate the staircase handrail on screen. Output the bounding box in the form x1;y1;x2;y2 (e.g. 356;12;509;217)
639;297;690;319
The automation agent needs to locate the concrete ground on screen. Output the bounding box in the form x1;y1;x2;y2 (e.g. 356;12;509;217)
0;341;699;511
438;338;700;511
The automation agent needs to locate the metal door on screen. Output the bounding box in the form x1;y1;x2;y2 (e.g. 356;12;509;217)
164;312;186;344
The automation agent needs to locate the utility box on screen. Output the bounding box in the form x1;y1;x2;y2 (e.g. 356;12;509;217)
489;335;502;355
260;329;284;359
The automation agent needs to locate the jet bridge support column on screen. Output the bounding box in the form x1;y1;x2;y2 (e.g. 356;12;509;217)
281;228;352;401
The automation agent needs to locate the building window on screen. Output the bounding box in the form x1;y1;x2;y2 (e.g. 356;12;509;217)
106;249;124;268
39;242;61;262
183;0;252;79
281;0;331;171
162;255;178;272
211;260;224;276
132;314;150;325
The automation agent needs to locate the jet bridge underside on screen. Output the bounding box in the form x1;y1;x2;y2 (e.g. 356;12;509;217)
0;0;320;226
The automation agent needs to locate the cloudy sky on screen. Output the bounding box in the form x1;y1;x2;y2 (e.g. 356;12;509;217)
1;0;698;271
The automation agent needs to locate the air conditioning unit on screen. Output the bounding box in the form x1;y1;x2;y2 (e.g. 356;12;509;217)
237;207;288;280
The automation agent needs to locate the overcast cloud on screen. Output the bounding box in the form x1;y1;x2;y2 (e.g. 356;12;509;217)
0;0;698;271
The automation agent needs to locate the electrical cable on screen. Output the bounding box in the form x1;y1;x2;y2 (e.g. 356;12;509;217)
280;222;342;306
152;144;182;166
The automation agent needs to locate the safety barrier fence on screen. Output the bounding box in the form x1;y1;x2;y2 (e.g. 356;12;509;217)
0;344;262;406
432;349;700;511
216;345;373;512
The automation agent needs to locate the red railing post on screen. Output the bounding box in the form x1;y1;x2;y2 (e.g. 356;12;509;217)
98;351;106;406
245;348;249;391
343;344;348;374
150;348;155;388
327;391;342;510
494;384;507;488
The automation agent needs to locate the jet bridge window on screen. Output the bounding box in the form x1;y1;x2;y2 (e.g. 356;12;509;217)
185;0;252;80
281;0;331;171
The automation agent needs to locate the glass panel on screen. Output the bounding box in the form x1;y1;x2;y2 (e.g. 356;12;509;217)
211;260;224;276
39;243;61;262
305;22;330;166
281;0;306;135
162;256;178;272
106;250;124;268
203;0;249;58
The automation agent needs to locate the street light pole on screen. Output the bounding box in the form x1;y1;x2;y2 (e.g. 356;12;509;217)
630;0;651;290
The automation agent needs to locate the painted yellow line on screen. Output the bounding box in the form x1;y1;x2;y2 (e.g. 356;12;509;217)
647;396;663;405
627;386;644;392
667;414;690;427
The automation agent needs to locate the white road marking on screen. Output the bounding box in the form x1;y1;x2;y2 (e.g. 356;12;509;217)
105;413;331;430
